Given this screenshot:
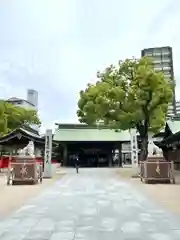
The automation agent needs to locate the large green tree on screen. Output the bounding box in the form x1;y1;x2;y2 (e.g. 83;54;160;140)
0;100;41;135
77;57;173;161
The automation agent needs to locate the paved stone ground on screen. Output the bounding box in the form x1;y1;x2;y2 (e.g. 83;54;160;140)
0;168;180;239
0;171;65;217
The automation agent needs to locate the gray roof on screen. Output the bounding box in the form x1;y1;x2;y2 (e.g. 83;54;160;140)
54;124;131;142
6;97;35;107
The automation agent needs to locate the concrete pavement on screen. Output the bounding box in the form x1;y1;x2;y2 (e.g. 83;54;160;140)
0;168;180;239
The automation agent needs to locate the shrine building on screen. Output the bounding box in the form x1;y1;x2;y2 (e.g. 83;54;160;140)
53;123;132;167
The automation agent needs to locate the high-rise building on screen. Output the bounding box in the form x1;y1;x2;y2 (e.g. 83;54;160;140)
175;101;180;115
141;46;176;115
27;89;38;109
166;100;180;120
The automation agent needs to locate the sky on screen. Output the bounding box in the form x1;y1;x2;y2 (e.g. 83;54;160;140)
0;0;180;133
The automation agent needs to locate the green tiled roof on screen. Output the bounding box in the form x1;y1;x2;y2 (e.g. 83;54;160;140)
167;120;180;134
53;124;131;142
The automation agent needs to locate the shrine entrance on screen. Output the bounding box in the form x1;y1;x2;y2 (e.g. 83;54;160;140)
57;141;123;167
65;142;113;167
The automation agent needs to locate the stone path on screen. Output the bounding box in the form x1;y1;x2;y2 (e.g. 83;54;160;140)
0;168;180;239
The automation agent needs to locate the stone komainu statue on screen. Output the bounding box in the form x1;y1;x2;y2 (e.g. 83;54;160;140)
18;141;35;157
148;140;163;157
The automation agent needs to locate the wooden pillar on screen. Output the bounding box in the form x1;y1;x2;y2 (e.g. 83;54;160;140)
108;155;112;167
108;148;112;167
63;144;68;166
118;143;122;167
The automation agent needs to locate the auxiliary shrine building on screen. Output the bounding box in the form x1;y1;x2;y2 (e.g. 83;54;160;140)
53;124;132;167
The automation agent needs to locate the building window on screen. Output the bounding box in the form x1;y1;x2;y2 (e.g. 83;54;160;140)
153;52;161;56
153;57;161;63
15;101;22;105
163;70;171;75
154;63;162;68
154;67;163;71
162;56;170;62
145;52;153;56
168;106;173;110
162;62;171;67
163;66;171;71
164;75;171;79
162;50;170;54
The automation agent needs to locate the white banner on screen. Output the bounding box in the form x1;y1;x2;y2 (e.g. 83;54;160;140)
44;129;52;178
130;129;138;168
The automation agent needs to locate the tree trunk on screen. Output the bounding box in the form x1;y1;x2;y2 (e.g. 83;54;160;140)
137;118;149;162
139;134;148;161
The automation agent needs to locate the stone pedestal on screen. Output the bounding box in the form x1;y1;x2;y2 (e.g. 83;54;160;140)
8;156;43;185
140;156;175;184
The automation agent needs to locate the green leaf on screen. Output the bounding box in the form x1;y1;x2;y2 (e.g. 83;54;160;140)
0;101;41;135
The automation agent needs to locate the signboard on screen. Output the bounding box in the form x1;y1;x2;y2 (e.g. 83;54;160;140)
130;129;138;169
122;142;131;152
44;129;52;178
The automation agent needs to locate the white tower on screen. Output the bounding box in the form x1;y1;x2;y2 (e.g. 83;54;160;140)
27;89;38;109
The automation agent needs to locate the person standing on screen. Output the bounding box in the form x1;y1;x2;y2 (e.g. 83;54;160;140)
75;156;79;173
